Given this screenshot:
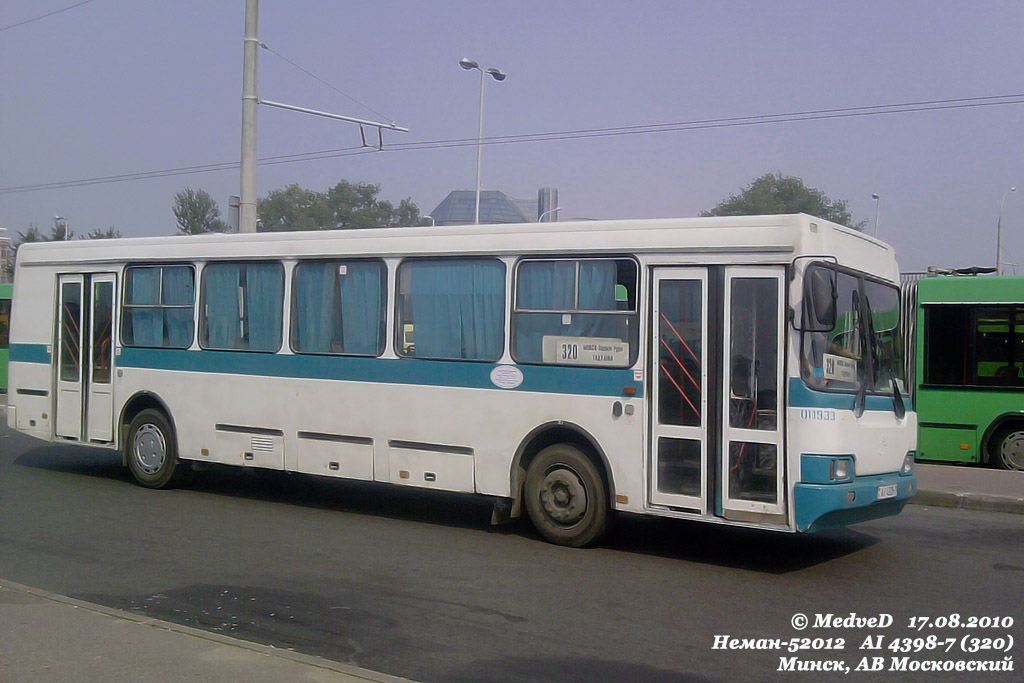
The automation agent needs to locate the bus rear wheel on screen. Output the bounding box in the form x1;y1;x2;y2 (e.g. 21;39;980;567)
991;426;1024;471
524;444;608;547
126;409;189;488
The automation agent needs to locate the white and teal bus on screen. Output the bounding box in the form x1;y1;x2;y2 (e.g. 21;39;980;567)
6;214;916;546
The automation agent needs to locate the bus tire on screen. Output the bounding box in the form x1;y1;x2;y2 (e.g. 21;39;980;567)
524;444;608;547
991;425;1024;471
126;409;188;488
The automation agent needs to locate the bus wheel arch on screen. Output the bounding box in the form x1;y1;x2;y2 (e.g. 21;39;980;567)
984;415;1024;470
118;392;188;486
119;391;175;460
510;422;615;546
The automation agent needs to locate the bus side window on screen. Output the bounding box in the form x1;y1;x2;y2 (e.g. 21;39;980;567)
396;258;505;361
200;262;283;353
512;258;638;367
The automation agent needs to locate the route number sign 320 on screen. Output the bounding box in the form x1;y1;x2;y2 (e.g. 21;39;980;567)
541;336;629;366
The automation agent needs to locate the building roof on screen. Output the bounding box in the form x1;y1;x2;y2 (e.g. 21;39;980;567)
430;190;537;225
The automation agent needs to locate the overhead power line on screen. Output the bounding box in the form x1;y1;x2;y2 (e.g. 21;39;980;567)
0;0;98;34
3;92;1023;195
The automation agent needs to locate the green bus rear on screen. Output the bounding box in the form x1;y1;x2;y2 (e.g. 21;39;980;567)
0;282;11;393
912;274;1024;470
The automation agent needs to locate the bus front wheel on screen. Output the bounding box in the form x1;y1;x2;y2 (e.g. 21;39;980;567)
991;426;1024;471
524;444;608;547
126;409;189;488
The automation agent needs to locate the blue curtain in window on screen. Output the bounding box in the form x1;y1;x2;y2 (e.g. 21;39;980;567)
518;261;574;310
578;261;616;310
340;262;383;355
162;267;194;347
246;263;283;351
294;262;335;353
514;260;625;361
204;264;241;349
128;268;162;346
514;261;575;361
410;260;504;360
571;261;618;337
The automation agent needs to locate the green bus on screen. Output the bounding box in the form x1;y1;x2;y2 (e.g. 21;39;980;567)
0;282;11;393
907;271;1024;470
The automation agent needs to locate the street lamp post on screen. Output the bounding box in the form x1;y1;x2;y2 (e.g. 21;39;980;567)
459;58;506;225
871;193;880;238
538;206;562;222
997;186;1017;276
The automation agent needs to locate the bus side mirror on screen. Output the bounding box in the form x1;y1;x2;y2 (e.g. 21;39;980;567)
799;268;837;331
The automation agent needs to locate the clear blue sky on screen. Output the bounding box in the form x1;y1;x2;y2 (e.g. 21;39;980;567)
1;0;1022;271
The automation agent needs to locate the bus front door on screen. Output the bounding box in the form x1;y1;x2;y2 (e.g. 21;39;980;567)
55;273;117;443
650;268;709;513
650;266;786;524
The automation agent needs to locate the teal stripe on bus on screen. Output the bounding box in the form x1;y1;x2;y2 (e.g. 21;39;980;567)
9;343;51;364
788;378;912;413
116;347;643;398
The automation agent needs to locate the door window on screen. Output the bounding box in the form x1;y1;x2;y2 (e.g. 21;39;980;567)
59;281;82;382
92;281;114;384
729;278;778;430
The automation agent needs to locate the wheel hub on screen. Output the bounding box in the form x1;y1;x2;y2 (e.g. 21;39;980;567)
539;468;587;525
999;431;1024;470
133;424;166;475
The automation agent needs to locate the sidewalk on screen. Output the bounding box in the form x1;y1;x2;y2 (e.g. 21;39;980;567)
0;579;410;683
911;462;1024;514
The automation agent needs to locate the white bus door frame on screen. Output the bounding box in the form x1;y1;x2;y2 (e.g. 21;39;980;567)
55;273;117;444
649;265;787;524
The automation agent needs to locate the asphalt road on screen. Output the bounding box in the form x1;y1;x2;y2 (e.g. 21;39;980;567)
1;421;1021;682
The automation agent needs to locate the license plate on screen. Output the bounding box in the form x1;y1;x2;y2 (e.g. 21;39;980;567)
877;484;898;500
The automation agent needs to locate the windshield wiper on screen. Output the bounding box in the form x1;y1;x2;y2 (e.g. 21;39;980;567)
852;290;871;417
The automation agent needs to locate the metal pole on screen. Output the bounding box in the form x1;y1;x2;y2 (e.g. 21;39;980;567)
997;187;1017;276
871;193;880;238
239;0;259;233
474;68;485;225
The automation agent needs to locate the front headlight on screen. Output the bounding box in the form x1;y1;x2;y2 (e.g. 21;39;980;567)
900;451;915;476
834;458;850;481
828;457;852;481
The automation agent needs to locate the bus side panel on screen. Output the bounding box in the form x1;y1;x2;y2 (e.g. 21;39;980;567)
8;267;56;441
114;359;647;509
916;386;995;464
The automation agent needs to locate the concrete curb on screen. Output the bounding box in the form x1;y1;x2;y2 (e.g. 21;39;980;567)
909;490;1024;515
0;578;413;683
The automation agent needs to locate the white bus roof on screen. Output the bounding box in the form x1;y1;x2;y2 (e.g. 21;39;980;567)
15;213;897;280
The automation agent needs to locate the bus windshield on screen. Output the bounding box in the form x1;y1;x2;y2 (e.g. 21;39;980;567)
800;265;905;397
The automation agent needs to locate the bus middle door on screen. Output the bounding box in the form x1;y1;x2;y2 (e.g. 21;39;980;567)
54;273;117;444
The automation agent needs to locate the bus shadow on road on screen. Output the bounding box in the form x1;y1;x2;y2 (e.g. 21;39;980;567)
603;513;879;574
14;444;134;483
14;446;877;572
13;444;511;536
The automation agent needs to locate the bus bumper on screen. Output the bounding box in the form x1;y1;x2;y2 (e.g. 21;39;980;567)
793;473;916;533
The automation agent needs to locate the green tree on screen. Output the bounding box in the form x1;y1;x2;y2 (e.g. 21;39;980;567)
258;180;424;232
49;217;75;241
6;224;47;280
701;172;865;230
173;188;228;234
85;226;122;239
